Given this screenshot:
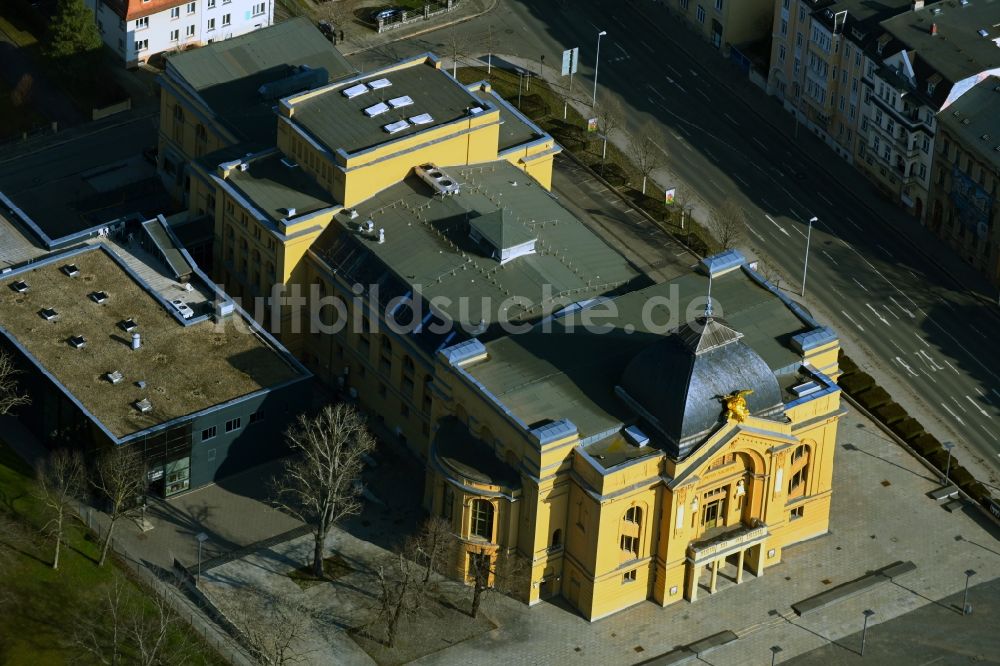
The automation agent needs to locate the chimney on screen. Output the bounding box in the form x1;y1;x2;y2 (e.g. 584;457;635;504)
131;332;141;350
930;22;938;35
912;0;924;10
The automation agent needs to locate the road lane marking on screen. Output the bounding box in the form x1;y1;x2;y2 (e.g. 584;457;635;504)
894;356;919;377
944;360;960;374
914;332;930;348
817;192;833;206
764;214;790;237
970;324;987;339
877;244;894;259
821;250;838;265
734;174;749;187
890;296;915;318
890;339;905;353
752;137;768;151
705;148;718;161
689;68;699;76
917;349;943;370
648;83;666;100
760;197;773;209
883;304;899;320
724;113;739;126
853;277;869;293
966;395;990;417
744;222;766;242
841;310;864;331
697;89;710;101
641;40;654;53
866;303;890;326
614;43;629;58
940;402;965;425
666;64;682;77
845;217;862;230
951;396;968;413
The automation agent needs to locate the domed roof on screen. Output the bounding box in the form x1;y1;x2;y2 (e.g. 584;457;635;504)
619;315;784;459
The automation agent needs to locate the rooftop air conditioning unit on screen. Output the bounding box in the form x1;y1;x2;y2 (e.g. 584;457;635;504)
90;291;109;303
61;264;80;278
414;163;460;196
106;371;124;384
134;398;153;414
68;335;86;349
11;280;28;293
40;308;58;321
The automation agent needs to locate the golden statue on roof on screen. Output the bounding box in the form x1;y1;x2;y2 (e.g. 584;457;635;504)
722;389;753;422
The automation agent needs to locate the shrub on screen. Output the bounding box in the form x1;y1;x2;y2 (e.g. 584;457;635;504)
838;353;859;375
856;386;891;410
949;465;976;488
838;372;875;394
874;402;908;425
910;433;942;454
891;417;924;441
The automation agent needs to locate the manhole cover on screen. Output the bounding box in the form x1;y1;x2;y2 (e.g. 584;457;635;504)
881;480;892;487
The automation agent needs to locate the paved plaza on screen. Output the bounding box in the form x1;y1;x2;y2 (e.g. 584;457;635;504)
110;405;999;666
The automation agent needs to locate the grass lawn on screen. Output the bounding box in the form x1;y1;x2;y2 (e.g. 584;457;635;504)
0;441;224;665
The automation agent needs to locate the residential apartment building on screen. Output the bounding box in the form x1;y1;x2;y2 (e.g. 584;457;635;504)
673;0;775;53
153;23;843;619
928;77;1000;284
769;0;1000;221
85;0;273;67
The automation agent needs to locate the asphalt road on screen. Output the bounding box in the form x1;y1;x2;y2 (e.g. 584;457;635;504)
346;0;1000;487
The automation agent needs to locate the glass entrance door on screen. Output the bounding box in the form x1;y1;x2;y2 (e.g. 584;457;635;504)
703;500;722;528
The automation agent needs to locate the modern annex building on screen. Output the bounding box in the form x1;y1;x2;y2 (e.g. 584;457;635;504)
153;21;843;618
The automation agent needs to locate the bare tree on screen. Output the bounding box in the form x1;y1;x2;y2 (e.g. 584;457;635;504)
596;96;625;172
72;578;196;666
371;548;425;648
411;515;454;584
709;200;746;250
224;590;311;666
91;447;147;567
444;28;470;78
274;404;375;579
466;548;528;619
36;449;84;570
628;123;663;196
0;349;30;415
753;260;784;291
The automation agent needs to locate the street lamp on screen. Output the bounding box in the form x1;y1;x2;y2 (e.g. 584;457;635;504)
516;68;525;109
196;532;209;586
770;645;783;666
592;30;607;107
962;569;976;615
801;216;817;296
942;441;955;485
860;609;875;656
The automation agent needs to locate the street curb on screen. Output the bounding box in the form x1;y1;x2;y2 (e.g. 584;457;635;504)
630;2;1000;318
840;392;1000;531
342;0;500;57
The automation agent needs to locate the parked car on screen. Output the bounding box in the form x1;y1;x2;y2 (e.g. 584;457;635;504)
169;299;195;320
317;20;334;38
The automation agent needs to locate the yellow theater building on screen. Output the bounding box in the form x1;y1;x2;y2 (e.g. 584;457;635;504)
155;21;843;620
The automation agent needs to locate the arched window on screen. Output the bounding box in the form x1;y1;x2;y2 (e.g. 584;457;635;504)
620;506;642;561
470;499;494;540
551;528;562;549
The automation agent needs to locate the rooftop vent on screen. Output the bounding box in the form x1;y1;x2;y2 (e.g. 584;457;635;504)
131;332;141;350
284;206;297;217
213;300;235;322
237;162;249;172
383;119;410;134
410;113;433;125
40;307;58;321
387;95;413;109
134;398;153;414
364;102;390;117
624;424;650;448
280;157;298;169
368;78;392;90
978;28;989;38
61;264;80;278
362;219;375;233
119;318;137;332
346;208;359;219
90;291;108;304
136;380;146;389
343;83;369;99
11;280;28;293
468;106;484;115
106;370;124;384
981;134;991;141
791;381;822;398
414;163;461;196
68;335;86;349
962;118;971;125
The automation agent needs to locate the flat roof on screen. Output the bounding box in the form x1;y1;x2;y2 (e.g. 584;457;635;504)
223;150;337;223
0;118;172;247
880;2;1000;84
938;76;1000;171
313;160;640;331
463;267;811;439
163;17;357;146
0;246;304;439
289;58;490;155
466;84;545;152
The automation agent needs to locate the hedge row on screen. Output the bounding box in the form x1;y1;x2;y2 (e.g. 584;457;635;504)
836;350;993;506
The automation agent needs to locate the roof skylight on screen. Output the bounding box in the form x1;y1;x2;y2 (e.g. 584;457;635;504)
364;102;390;117
410;113;433;125
384;120;410;134
388;95;413;109
343;83;368;99
368;78;392;90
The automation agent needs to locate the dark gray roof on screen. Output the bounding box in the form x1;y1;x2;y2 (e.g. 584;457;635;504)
937;75;1000;172
619;316;785;460
469;208;536;252
433;417;520;490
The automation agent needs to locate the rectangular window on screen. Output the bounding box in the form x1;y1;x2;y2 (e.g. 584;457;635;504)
253;2;265;14
849;104;856;120
170;28;178;40
625;506;641;523
680;0;689;9
201;426;217;441
249;409;264;425
208;0;215;6
225;417;241;433
621;535;639;557
778;45;786;63
187;1;196;12
919;164;927;179
714;0;722;9
697;5;706;23
790;506;804;520
186;24;195;36
222;13;230;26
623;569;637;583
780;18;787;35
170;6;180;17
135;39;148;51
206;17;215;30
135;17;148;29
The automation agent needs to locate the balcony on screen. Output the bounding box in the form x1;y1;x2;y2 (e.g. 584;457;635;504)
688;521;769;564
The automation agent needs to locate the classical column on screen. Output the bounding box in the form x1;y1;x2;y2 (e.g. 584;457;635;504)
709;559;719;594
736;548;745;584
755;545;765;577
687;563;700;602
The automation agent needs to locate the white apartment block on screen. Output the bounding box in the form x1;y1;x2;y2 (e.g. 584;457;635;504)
85;0;273;68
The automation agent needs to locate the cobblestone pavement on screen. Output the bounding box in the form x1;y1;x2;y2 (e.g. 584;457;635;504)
175;405;999;665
